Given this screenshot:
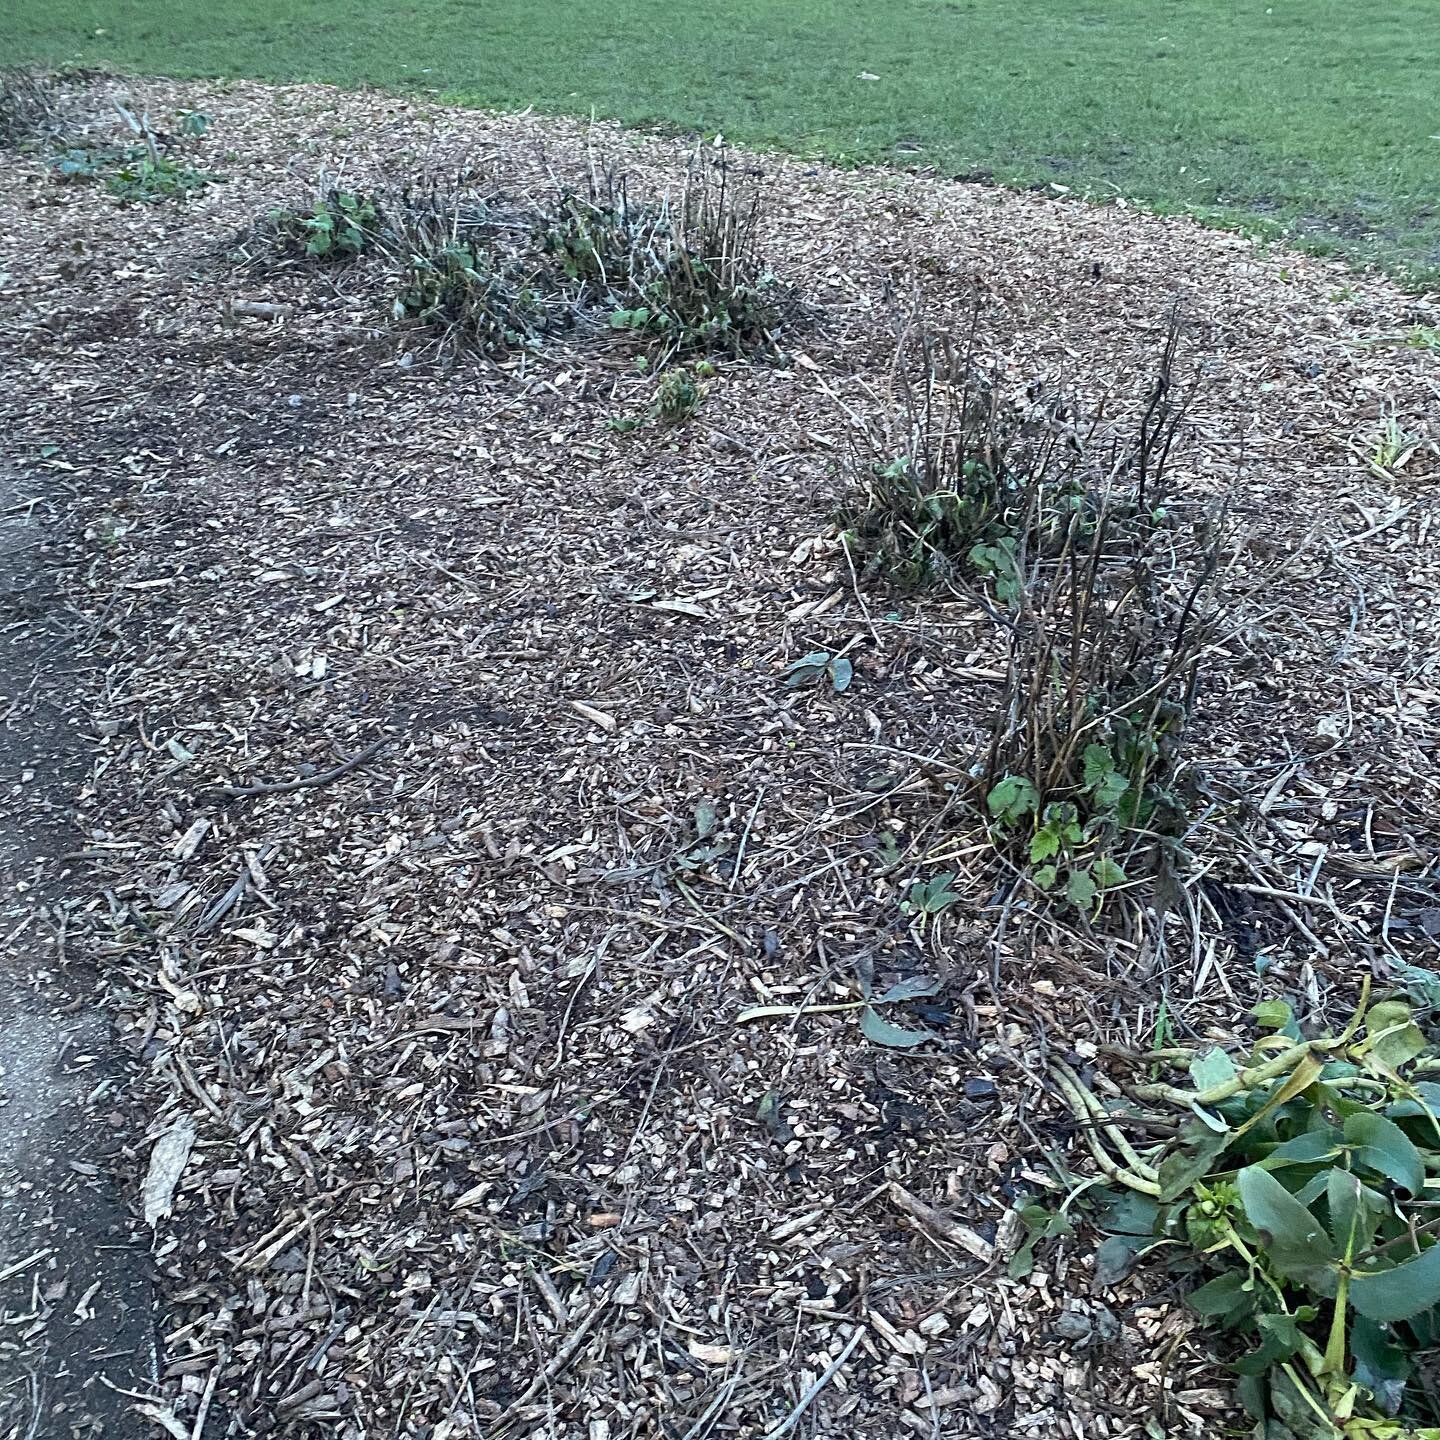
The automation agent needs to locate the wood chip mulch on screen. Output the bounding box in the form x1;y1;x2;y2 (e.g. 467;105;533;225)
1;72;1437;1440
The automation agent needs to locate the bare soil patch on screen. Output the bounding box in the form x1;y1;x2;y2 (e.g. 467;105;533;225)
1;73;1437;1440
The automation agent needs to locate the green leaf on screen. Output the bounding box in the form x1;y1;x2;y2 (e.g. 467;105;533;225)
986;775;1039;824
828;655;854;693
1188;1271;1256;1318
1363;999;1427;1071
1256;1129;1342;1171
913;872;959;914
1235;1166;1337;1285
1092;856;1127;889
1344;1111;1425;1195
783;651;831;687
859;1006;937;1048
1350;1315;1410;1414
1233;1051;1325;1138
1253;998;1295;1032
1101;1191;1159;1236
1032;864;1058;890
1082;744;1115;788
1065;868;1097;909
1327;1167;1389;1259
1029;829;1060;863
1351;1243;1440;1324
1267;1367;1335;1439
1158;1125;1231;1203
1094;1233;1142;1285
1189;1047;1239;1093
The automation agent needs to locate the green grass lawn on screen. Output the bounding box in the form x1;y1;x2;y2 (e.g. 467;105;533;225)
4;0;1437;286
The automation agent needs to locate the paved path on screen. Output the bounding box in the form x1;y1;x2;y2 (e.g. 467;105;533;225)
0;471;153;1439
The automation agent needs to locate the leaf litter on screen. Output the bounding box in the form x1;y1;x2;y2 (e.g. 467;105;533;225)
0;69;1437;1440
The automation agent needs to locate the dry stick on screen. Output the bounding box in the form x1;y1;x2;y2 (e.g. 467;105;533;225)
497;1287;614;1420
761;1327;865;1440
227;300;296;321
219;738;388;799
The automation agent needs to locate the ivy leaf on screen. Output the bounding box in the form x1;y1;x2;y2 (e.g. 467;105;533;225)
1157;1125;1231;1203
1100;1191;1159;1236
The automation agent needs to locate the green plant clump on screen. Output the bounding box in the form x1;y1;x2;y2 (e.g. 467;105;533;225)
652;364;705;422
106;152;215;203
270;189;382;260
392;243;550;356
543;151;793;360
1050;985;1440;1439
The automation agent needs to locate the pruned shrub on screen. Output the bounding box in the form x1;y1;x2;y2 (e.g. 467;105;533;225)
392;244;552;356
0;68;66;146
541;148;794;359
385;176;562;357
843;312;1184;596
976;324;1219;918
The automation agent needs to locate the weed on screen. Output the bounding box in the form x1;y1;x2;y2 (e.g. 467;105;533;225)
50;101;217;202
652;365;705;422
1406;325;1440;351
176;108;210;138
107;153;214;203
1050;983;1440;1438
1363;416;1421;477
268;189;383;261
